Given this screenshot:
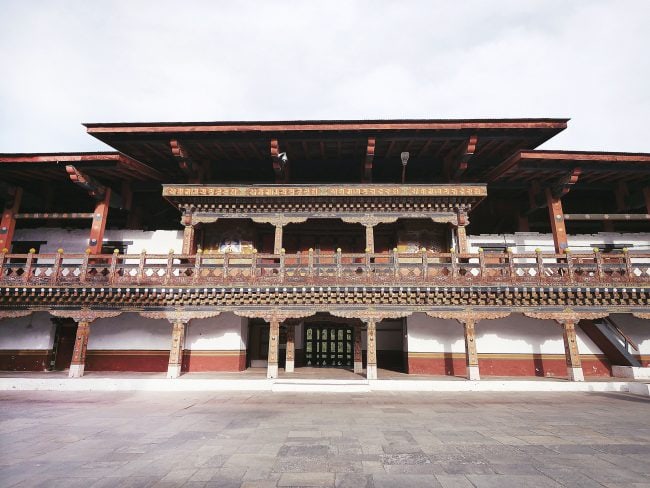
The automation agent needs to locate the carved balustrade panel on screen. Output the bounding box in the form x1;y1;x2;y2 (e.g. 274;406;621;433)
2;251;649;288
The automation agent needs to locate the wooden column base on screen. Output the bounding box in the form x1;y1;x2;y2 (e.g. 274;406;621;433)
167;364;182;379
567;366;585;382
68;363;85;378
267;363;279;379
366;364;377;380
354;361;363;374
467;365;480;381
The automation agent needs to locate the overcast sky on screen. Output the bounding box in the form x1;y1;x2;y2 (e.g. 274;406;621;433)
1;0;649;153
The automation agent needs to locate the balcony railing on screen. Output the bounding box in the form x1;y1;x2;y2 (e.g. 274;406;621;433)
1;249;649;287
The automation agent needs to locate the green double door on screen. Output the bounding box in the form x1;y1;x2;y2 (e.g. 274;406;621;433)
305;325;353;368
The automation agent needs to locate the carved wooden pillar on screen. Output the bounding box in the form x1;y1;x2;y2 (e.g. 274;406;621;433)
88;188;111;254
181;211;196;255
366;319;377;380
285;322;295;373
69;320;91;378
455;208;469;253
267;318;280;378
273;224;284;254
354;325;363;374
462;319;480;380
561;320;584;382
167;320;187;379
364;224;375;253
546;188;568;253
0;187;22;252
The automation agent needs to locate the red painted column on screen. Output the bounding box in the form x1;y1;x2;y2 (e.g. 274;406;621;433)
69;321;91;378
545;189;568;253
88;189;111;254
0;187;22;252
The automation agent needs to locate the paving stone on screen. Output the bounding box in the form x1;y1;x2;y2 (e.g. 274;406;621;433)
1;391;650;487
278;472;335;486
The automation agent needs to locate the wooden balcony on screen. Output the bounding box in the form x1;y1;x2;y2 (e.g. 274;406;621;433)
1;249;649;288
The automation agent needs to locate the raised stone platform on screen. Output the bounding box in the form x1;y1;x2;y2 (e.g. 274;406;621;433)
0;370;648;396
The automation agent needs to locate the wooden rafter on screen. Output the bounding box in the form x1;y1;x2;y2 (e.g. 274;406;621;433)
444;135;478;181
362;137;376;183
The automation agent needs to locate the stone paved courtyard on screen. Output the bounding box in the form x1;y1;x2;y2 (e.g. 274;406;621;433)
0;391;649;487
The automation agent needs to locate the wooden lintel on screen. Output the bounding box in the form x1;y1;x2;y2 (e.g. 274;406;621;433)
15;212;94;220
563;213;650;221
362;137;376;183
551;167;581;199
444;135;478;181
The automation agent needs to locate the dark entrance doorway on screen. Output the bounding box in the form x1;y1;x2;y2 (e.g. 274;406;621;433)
51;320;77;370
305;324;353;368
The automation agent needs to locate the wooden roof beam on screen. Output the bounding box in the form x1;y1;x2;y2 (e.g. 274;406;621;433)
362;137;375;183
444;135;478;181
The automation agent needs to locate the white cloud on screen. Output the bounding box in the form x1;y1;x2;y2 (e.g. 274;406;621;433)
0;0;648;152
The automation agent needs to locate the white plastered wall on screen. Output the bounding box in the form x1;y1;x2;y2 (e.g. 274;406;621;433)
610;314;650;355
186;313;246;351
468;232;650;253
87;313;171;350
407;313;603;355
13;229;183;254
0;313;55;350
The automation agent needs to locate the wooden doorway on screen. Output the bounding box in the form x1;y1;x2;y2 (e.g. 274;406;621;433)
51;320;77;371
305;324;353;368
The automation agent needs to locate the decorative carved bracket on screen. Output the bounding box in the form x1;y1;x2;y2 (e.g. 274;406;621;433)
65;166;108;201
551;168;581;199
340;215;398;227
445;135;478;181
251;216;308;226
632;313;650;320
50;310;122;323
362;137;376;183
139;311;221;323
523;310;609;325
170;139;205;182
0;310;32;320
426;311;511;324
330;309;412;323
234;308;314;323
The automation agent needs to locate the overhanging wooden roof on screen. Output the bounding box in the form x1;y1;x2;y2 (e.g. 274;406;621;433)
485;150;650;184
84;118;568;182
0;152;166;185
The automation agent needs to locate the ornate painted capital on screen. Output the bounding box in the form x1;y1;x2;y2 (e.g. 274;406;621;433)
50;309;122;323
523;310;609;324
251;216;308;226
330;308;412;323
233;308;314;323
340;215;398;227
138;311;221;323
431;214;458;225
425;310;510;324
191;214;218;225
0;310;33;320
632;313;650;320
